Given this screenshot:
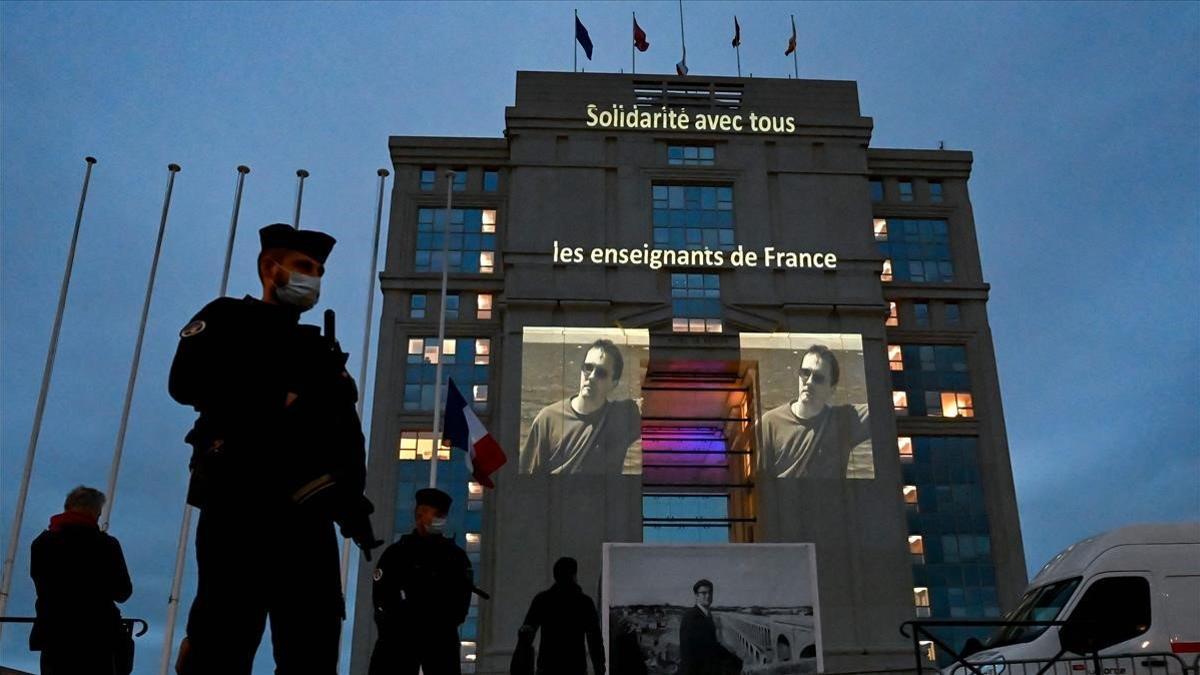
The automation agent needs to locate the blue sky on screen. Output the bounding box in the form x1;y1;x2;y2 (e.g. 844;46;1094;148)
2;1;1197;672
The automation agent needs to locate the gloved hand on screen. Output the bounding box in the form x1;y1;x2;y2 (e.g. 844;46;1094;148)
338;495;384;561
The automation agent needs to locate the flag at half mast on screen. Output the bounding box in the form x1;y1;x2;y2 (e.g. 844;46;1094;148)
444;378;507;488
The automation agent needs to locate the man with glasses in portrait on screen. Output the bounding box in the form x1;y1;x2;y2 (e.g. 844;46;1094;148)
520;339;641;474
758;344;870;478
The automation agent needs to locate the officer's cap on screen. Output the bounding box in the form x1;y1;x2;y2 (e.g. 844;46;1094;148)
415;488;452;513
259;223;336;263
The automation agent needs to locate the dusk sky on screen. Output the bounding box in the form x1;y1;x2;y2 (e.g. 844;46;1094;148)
2;2;1197;673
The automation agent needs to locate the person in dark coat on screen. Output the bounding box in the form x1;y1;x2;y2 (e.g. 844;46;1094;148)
370;488;474;675
170;223;381;675
678;579;742;675
519;557;606;675
29;486;133;675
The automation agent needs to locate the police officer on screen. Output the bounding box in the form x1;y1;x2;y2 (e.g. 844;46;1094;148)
369;487;473;675
169;223;381;675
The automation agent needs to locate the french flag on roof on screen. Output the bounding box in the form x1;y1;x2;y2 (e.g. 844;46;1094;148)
445;378;507;488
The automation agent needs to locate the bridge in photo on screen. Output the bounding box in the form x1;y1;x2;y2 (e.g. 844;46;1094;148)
718;611;816;666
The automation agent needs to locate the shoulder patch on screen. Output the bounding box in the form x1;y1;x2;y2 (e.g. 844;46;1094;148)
373;568;383;582
180;320;206;338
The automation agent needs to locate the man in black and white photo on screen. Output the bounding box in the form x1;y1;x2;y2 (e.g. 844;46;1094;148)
679;579;742;675
758;344;870;478
520;339;641;474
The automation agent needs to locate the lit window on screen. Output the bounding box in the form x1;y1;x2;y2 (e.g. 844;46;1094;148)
914;302;929;328
873;218;888;241
408;339;423;356
423;344;440;364
445;294;460;320
668;144;715;166
483;169;499;192
476;293;493;320
903;485;919;505
444;339;457;358
913;587;930;617
452;169;467;192
869;179;884;203
420;168;435;192
479;251;494;274
397;431;450;461
888;345;904;371
461;641;477;663
473;384;488;403
467;481;483;511
881;258;893;282
886;301;899;327
893;391;909;416
410;294;426;319
919;640;936;662
898;436;913;461
481;209;496;233
940;392;974;418
908;535;925;563
465;532;481;552
899;180;914;203
474;339;490;365
929;181;943;204
944;302;961;327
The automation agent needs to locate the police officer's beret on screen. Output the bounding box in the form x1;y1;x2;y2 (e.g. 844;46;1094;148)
415;488;452;513
259;223;336;263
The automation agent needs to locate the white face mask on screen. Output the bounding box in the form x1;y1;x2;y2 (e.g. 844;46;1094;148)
273;265;321;311
427;517;448;535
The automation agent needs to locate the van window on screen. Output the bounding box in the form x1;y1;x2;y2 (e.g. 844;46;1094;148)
1065;576;1151;650
988;577;1081;647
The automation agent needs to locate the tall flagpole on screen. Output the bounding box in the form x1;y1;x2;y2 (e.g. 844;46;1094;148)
429;170;454;489
158;164;250;675
293;169;309;229
338;168;390;596
632;12;636;75
100;163;182;530
0;156;97;634
791;15;799;79
735;17;742;77
573;9;578;73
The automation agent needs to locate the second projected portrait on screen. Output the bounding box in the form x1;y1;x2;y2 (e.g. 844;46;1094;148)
742;333;875;479
519;327;649;475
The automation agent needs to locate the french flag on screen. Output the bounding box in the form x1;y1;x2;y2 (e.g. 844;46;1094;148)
445;378;507;488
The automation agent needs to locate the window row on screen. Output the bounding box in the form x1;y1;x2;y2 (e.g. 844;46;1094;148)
420;167;500;193
410;293;494;320
404;338;492;411
671;272;723;333
894;391;974;418
870;177;945;204
885;300;963;329
668;144;715;166
652;184;735;251
415;208;497;274
875;218;954;283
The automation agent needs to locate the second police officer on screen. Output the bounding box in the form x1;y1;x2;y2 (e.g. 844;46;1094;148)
169;223;382;674
370;487;474;675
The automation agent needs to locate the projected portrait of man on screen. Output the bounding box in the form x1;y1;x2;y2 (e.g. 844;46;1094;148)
520;339;641;474
758;344;870;478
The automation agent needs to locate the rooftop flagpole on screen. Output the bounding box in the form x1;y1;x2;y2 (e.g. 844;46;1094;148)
158;163;251;675
791;15;799;78
429;170;455;489
574;9;578;73
632;12;636;75
0;156;97;635
100;163;182;531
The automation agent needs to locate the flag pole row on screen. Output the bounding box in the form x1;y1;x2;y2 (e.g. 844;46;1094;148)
573;7;802;78
0;154;391;661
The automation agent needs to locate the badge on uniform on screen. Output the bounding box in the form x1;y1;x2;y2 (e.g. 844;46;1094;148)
373;568;383;582
180;320;206;338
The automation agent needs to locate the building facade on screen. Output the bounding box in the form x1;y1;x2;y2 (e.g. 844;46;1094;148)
350;71;1026;674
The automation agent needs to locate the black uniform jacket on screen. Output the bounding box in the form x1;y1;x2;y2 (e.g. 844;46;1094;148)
372;531;473;634
29;514;132;651
168;296;365;512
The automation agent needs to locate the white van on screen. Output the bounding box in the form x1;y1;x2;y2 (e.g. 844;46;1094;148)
950;522;1200;675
